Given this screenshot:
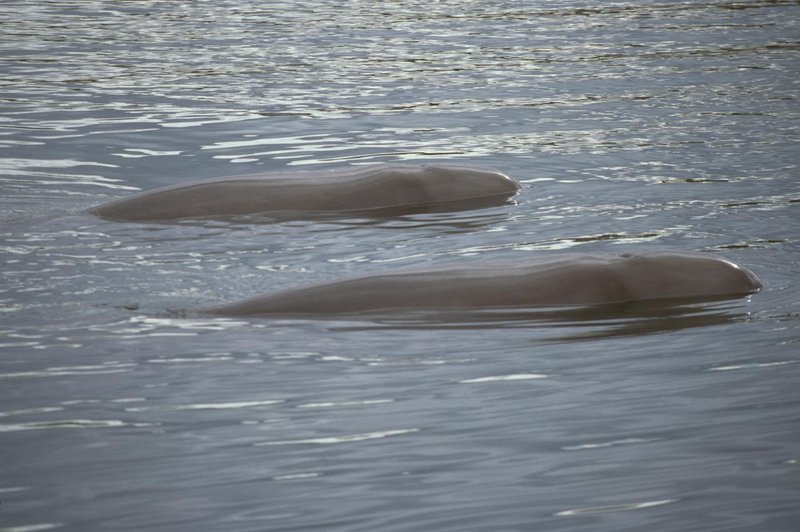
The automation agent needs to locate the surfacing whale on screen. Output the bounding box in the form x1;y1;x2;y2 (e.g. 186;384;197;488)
89;164;520;222
208;251;762;318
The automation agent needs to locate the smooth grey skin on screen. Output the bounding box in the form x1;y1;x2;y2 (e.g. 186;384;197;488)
209;252;762;317
89;164;521;222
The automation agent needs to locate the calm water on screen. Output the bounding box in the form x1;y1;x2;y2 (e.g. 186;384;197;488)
1;1;799;530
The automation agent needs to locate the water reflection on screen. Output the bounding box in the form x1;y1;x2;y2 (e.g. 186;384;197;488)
327;297;756;341
0;419;150;433
555;498;678;516
459;373;547;383
255;428;420;446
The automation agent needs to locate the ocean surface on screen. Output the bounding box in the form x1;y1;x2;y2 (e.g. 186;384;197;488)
1;1;799;530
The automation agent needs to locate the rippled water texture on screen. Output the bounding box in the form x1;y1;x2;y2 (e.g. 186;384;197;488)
1;1;799;531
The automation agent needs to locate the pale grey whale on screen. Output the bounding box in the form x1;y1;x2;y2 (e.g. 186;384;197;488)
208;251;762;317
89;164;520;222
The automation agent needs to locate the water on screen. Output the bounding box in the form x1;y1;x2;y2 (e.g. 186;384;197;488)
1;1;799;530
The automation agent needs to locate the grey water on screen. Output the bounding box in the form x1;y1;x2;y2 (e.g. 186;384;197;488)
1;1;799;530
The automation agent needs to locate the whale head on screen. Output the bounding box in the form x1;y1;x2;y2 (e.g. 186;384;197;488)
417;165;521;198
615;252;762;301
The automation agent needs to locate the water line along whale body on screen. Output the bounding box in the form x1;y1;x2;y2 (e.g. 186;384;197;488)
208;252;762;317
89;164;521;222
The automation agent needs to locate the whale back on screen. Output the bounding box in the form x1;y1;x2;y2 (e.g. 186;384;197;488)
208;252;762;317
89;164;520;222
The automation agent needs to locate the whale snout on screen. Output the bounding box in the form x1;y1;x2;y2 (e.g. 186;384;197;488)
617;252;762;300
428;165;521;195
736;262;763;292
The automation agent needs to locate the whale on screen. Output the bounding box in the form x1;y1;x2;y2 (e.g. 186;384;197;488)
89;164;520;222
207;251;762;318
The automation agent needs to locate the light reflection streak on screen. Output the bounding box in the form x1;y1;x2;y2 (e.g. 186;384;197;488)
707;360;796;372
272;472;320;481
90;316;248;336
556;499;678;516
0;407;64;418
561;437;660;451
459;373;547;383
0;419;154;433
0;522;64;532
296;399;393;409
0;367;134;379
255;428;419;446
125;400;283;412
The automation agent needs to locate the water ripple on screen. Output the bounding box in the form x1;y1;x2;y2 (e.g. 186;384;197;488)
555;498;678;516
125;400;283;412
459;373;548;383
255;428;420;446
0;419;150;433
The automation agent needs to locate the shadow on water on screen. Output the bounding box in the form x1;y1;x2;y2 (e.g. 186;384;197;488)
128;201;520;238
301;203;517;233
144;194;519;226
535;300;756;343
220;295;758;342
